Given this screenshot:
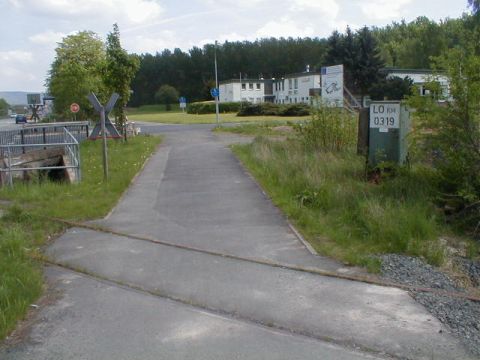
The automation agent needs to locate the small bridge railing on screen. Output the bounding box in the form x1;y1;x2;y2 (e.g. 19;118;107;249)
0;127;81;187
0;121;89;158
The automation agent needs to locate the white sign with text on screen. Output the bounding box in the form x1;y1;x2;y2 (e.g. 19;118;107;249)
321;65;344;107
369;102;400;130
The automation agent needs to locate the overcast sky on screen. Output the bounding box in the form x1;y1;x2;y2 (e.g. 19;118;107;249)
0;0;470;92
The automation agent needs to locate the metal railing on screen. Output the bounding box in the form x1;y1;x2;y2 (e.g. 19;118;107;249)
0;128;81;187
343;86;362;113
0;121;89;157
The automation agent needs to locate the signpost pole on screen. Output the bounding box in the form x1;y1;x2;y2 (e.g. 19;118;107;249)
214;40;220;126
100;106;108;181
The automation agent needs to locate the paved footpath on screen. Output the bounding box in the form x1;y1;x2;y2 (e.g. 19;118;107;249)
1;124;475;359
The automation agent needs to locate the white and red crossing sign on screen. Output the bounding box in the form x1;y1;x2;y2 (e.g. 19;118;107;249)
70;103;80;113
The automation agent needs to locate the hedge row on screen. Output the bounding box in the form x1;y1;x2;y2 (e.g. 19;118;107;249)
187;101;311;117
187;101;242;114
237;103;311;117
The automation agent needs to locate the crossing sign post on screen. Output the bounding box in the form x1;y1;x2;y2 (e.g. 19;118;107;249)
87;92;121;181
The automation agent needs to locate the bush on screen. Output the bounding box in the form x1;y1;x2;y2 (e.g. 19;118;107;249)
237;102;310;117
294;104;357;152
187;101;242;114
408;49;480;230
279;104;310;116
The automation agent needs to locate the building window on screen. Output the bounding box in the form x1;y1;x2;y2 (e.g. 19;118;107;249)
294;98;297;103
257;97;262;102
282;81;285;91
256;83;261;90
241;97;247;101
249;83;253;90
294;79;298;89
288;79;292;89
249;97;254;102
241;83;246;90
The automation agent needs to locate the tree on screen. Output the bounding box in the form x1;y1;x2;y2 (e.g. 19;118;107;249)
46;31;106;120
469;0;480;14
341;27;359;92
155;85;179;111
410;46;480;228
369;76;413;100
104;24;140;132
325;31;344;66
355;27;385;103
0;98;9;117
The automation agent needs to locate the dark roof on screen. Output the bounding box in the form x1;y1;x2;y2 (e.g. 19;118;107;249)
382;68;445;75
281;72;321;79
220;79;273;85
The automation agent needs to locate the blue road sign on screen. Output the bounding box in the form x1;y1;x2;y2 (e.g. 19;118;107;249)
179;96;186;103
210;88;219;98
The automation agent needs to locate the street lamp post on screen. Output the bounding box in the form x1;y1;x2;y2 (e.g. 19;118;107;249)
214;40;220;126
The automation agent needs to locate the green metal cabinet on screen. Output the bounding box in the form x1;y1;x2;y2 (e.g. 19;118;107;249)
368;101;410;167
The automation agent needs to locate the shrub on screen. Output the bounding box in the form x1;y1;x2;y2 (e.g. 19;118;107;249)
187;101;242;114
279;104;310;116
408;48;480;230
294;104;357;152
237;102;310;117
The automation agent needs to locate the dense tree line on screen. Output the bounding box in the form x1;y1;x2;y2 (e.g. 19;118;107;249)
130;14;472;106
130;37;328;106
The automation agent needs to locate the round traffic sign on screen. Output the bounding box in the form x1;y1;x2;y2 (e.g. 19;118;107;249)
70;103;80;113
210;88;219;98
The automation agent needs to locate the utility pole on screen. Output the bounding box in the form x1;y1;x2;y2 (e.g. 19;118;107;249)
214;40;220;126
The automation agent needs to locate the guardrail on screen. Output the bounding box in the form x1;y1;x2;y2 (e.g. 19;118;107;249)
0;121;89;158
0;128;81;187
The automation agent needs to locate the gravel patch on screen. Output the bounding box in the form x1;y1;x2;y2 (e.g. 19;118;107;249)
456;257;480;287
380;254;480;357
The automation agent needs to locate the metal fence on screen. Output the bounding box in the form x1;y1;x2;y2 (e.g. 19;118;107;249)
0;127;82;187
0;121;89;158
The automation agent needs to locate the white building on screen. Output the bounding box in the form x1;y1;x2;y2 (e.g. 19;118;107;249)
273;72;321;104
219;79;273;103
218;69;321;105
385;68;450;98
218;67;449;105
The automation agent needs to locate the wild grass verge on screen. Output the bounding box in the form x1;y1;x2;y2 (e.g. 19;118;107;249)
127;111;307;124
0;135;162;340
232;137;445;271
213;121;296;136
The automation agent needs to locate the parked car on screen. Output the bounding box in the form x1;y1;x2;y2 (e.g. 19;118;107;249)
9;113;17;118
15;114;27;124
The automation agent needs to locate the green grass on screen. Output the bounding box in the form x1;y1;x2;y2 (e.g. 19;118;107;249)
213;121;296;136
233;137;445;272
127;111;308;124
0;224;43;340
0;135;162;340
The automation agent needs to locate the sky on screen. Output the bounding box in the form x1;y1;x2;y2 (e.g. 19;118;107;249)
0;0;471;92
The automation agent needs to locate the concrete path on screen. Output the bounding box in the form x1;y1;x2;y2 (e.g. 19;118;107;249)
1;124;474;359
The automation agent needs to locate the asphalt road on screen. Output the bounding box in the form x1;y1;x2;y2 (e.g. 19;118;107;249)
0;123;475;360
0;117;17;130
